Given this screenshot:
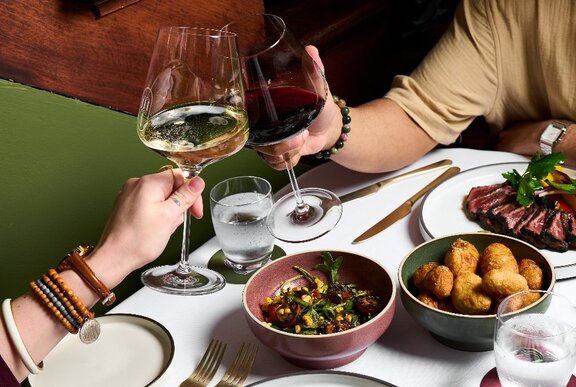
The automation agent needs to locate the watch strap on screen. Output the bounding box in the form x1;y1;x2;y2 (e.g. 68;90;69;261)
540;119;571;155
57;246;116;306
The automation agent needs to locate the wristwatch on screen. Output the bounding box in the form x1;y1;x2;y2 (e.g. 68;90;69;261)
540;119;572;155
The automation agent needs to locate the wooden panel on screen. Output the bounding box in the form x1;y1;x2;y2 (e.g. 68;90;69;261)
0;0;264;114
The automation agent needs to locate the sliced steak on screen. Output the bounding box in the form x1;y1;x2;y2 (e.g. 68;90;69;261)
519;208;550;249
465;183;515;220
562;212;576;248
494;204;532;236
541;210;569;252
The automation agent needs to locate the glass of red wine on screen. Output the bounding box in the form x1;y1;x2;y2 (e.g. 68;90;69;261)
222;14;343;243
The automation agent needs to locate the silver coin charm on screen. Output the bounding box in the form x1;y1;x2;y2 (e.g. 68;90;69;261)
79;318;101;344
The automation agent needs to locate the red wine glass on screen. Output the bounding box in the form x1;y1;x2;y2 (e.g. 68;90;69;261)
223;14;343;243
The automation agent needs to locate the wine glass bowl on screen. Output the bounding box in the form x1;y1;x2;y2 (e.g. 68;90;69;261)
223;14;343;243
137;26;248;295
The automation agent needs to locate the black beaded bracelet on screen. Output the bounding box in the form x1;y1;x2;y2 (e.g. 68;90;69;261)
315;95;351;159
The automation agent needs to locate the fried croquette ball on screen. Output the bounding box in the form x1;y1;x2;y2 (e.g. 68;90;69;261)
413;262;439;292
417;292;439;308
437;299;458;313
497;291;542;313
451;272;492;314
479;243;518;274
518;259;544;290
423;264;454;300
444;238;480;276
482;269;529;298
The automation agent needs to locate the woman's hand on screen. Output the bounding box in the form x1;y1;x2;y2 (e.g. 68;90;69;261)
92;169;205;283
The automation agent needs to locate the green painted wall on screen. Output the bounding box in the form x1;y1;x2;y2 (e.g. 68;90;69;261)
0;79;306;309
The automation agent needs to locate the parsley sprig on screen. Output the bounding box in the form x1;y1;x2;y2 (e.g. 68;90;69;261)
314;251;343;284
502;152;576;206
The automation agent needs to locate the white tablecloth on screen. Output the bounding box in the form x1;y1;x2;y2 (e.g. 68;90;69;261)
110;148;576;387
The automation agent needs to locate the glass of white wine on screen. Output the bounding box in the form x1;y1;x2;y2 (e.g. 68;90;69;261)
137;27;248;295
494;290;576;387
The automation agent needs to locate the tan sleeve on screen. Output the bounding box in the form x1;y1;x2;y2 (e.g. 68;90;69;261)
386;0;499;145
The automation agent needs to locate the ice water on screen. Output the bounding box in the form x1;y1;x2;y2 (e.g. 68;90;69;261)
495;314;576;387
212;192;274;269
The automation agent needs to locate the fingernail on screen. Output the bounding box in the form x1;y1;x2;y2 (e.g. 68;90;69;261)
187;177;204;193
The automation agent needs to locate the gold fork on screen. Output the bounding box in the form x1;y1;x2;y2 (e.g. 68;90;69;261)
180;339;227;387
215;343;259;387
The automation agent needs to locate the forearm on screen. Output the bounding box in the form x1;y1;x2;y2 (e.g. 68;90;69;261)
497;120;576;167
0;247;126;382
326;98;438;173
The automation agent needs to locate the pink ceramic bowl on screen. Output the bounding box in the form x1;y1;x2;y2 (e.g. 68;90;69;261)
242;250;396;369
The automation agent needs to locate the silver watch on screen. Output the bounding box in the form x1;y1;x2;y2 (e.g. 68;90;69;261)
540;120;571;155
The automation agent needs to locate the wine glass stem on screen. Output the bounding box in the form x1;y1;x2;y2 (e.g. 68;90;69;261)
284;155;311;219
176;170;201;276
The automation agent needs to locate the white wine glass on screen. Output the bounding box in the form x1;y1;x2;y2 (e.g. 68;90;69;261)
137;26;248;295
494;290;576;387
223;14;343;243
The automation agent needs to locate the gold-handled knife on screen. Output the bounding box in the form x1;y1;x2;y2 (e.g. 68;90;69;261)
340;159;452;203
352;166;461;244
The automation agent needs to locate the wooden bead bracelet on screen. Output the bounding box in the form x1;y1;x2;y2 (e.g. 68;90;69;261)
315;95;351;159
30;267;100;343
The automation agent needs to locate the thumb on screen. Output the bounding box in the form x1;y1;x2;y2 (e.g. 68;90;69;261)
305;45;324;71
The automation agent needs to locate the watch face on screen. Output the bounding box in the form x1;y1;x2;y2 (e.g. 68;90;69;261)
541;126;564;143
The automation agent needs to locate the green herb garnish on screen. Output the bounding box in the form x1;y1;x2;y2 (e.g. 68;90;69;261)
502;152;574;206
314;251;343;284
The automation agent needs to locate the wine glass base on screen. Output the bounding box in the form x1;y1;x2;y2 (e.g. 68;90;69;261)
141;264;226;296
267;187;342;243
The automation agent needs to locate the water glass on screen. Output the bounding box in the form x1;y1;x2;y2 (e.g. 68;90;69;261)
210;176;275;274
494;290;576;387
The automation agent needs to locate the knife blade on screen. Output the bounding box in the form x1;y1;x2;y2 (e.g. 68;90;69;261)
352;166;461;244
340;159;453;203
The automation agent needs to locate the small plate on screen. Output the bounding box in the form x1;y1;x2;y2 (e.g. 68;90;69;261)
247;370;397;386
28;314;174;387
419;162;576;279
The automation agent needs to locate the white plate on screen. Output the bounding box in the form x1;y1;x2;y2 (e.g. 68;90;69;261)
419;162;576;280
247;371;397;386
28;314;174;387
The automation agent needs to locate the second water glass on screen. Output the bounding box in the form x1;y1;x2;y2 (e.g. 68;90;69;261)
494;290;576;387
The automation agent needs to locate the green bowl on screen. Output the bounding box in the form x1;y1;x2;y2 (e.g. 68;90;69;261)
398;233;555;351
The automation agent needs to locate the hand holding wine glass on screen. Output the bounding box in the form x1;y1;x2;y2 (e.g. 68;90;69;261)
223;14;343;243
136;26;248;295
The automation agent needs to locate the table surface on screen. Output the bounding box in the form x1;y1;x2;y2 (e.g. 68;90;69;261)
110;148;576;387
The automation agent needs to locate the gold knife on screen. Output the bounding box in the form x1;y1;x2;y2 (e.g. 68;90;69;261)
340;159;452;203
352;166;461;244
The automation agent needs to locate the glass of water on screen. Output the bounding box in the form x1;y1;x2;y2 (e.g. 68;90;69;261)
210;176;275;274
494;290;576;387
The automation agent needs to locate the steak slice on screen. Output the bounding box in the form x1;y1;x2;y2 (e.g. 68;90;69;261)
541;210;569;252
519;208;550;249
494;203;532;236
465;183;516;220
562;212;576;248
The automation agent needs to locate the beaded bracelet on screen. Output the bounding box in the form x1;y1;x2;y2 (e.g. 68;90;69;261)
315;95;351;159
30;280;78;333
2;299;43;374
30;269;100;343
41;274;84;325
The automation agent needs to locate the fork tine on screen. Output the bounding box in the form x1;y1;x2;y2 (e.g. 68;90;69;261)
180;339;227;387
215;343;258;387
